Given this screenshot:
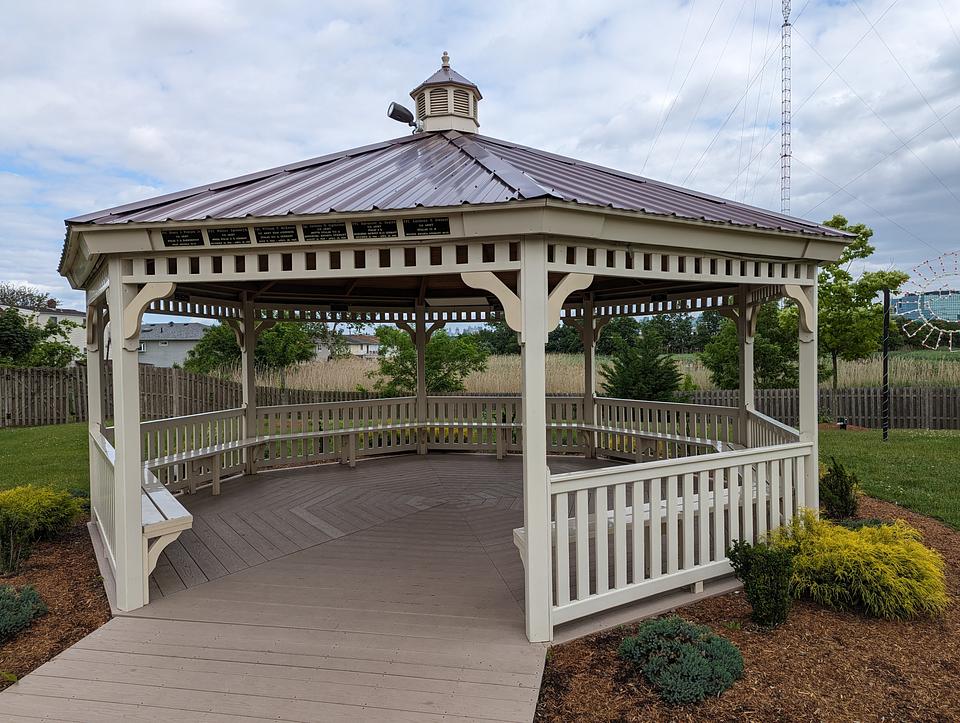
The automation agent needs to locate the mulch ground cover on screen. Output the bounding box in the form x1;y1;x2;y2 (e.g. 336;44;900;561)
0;524;111;691
536;497;960;722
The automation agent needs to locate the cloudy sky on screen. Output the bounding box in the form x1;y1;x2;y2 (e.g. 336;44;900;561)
2;0;959;309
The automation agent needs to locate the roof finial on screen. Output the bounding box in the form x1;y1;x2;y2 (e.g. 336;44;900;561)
441;50;450;68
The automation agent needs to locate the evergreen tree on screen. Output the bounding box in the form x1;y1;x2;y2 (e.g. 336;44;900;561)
600;332;682;401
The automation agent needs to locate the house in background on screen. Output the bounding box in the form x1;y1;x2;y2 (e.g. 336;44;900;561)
138;321;208;367
316;333;381;361
2;301;87;353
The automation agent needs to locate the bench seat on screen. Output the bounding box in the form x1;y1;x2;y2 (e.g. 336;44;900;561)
141;469;192;603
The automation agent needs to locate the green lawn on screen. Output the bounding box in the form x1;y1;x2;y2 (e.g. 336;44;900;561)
820;427;960;529
0;422;88;496
0;423;955;530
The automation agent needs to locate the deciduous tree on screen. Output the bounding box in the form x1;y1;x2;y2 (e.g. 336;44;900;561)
368;327;488;396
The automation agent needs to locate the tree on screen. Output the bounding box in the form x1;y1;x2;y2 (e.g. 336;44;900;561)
546;323;583;354
368;327;488;396
699;303;800;390
692;311;725;352
641;314;695;353
818;215;909;400
184;322;317;374
596;316;643;356
0;308;80;368
600;332;682;401
0;283;57;311
473;319;520;355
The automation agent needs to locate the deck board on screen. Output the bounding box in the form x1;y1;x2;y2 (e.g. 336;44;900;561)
2;454;613;721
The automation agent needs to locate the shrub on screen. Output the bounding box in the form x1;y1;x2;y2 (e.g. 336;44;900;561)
0;585;47;643
0;486;82;574
0;485;83;540
773;511;948;619
727;539;794;628
618;616;744;704
820;457;859;519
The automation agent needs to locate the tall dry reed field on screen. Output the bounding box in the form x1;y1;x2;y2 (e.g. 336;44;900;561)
248;351;960;393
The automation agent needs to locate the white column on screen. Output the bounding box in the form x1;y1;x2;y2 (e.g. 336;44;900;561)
85;302;105;436
737;289;755;447
106;258;146;611
241;295;258;474
580;301;597;458
415;305;428;454
797;284;819;511
520;238;552;642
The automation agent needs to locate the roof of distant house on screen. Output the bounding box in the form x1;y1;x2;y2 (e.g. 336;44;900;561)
343;334;380;345
140;322;209;341
2;304;86;317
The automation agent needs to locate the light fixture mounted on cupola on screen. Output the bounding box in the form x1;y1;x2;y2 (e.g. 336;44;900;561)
387;51;482;134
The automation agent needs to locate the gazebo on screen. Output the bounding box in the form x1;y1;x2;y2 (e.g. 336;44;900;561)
61;54;850;643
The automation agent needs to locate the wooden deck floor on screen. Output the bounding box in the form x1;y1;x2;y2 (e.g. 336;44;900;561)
1;453;608;722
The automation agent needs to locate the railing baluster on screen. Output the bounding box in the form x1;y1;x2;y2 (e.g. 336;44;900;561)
575;489;590;599
665;475;678;574
649;477;662;578
613;483;627;589
631;480;644;584
555;492;570;606
682;472;695;570
595;487;609;594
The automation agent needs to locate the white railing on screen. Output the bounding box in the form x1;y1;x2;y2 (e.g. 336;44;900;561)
136;396;802;497
595;398;741;458
547;442;812;626
140;407;246;492
256;397;419;468
89;427;117;574
747;408;801;447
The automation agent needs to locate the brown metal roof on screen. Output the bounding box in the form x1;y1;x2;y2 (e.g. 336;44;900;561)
65;130;847;238
411;66;482;99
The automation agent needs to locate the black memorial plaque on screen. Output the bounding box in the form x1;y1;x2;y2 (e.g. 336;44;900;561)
351;219;398;239
303;222;348;241
254;225;299;244
161;229;203;247
207;227;251;245
402;216;451;237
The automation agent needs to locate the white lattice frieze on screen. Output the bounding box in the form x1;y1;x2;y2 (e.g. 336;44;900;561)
545;241;816;287
122;238;522;285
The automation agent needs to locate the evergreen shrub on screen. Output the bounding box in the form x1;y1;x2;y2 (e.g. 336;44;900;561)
727;539;794;628
819;457;859;519
618;616;743;704
0;486;82;573
773;511;948;619
0;585;46;643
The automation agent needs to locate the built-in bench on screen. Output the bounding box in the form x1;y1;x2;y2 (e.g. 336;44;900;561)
141;469;193;602
145;421;525;496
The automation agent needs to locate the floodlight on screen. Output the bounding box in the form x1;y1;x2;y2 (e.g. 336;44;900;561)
387;102;415;125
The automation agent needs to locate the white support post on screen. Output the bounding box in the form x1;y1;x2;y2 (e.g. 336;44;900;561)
106;259;146;611
85;299;105;529
415;305;428;455
520;239;553;642
582;301;596;427
793;284;819;511
241;295;258;474
737;288;756;447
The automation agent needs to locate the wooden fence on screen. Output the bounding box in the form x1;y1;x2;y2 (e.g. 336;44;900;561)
690;387;960;429
2;365;960;430
0;366;373;428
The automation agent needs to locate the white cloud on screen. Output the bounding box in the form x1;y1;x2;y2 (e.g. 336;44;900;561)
1;0;959;308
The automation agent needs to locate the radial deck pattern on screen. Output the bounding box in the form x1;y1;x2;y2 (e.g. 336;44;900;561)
1;454;606;722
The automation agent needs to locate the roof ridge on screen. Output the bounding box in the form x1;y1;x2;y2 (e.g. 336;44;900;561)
472;134;845;235
67;133;424;224
443;131;559;201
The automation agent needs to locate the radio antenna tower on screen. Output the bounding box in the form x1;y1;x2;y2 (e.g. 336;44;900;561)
781;0;792;214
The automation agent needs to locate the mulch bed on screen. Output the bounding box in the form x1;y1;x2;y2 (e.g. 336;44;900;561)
0;524;111;690
536;497;960;722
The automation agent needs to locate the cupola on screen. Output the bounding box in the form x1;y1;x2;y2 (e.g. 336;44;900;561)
410;51;481;133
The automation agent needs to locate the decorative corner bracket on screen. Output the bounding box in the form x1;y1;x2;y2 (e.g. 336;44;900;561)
122;282;176;351
461;272;522;332
783;284;815;341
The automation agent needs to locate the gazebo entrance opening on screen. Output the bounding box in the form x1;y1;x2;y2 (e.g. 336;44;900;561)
63;55;850;643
